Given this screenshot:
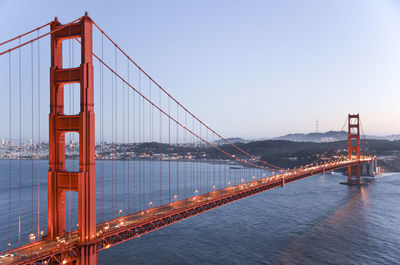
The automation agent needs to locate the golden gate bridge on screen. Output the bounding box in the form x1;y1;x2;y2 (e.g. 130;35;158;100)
0;13;375;264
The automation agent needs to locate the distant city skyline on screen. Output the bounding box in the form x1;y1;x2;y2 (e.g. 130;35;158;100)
0;0;399;141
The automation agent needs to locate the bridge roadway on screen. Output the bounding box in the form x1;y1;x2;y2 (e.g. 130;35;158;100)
1;157;374;264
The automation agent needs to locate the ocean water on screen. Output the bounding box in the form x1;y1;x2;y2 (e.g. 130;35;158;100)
98;171;400;264
0;160;399;264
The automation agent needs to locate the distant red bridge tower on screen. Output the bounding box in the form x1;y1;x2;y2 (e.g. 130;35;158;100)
48;13;97;264
347;114;361;184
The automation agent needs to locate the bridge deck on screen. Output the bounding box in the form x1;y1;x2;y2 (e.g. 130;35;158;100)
2;157;373;264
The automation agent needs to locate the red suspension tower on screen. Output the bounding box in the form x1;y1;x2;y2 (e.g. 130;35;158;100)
347;114;361;184
48;13;97;264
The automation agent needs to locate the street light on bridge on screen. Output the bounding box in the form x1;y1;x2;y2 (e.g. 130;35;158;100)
29;233;36;243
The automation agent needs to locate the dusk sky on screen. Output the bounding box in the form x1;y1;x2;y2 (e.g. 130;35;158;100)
0;0;399;139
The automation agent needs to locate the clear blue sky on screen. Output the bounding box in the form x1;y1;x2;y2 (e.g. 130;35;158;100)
0;0;399;139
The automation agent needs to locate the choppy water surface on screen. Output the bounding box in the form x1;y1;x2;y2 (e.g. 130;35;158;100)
0;160;399;264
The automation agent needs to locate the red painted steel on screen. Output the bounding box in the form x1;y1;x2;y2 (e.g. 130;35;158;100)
347;114;361;184
48;13;97;264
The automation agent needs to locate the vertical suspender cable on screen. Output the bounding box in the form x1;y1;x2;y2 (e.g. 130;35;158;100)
111;52;114;218
176;104;179;200
197;122;199;193
218;134;221;189
132;70;135;213
200;123;202;191
152;81;154;207
159;88;162;206
142;72;145;209
168;97;171;204
225;151;228;187
18;38;22;248
98;38;103;222
37;31;41;239
138;70;142;210
149;80;152;207
206;128;209;190
122;73;126;215
184;111;187;198
122;61;126;214
192;116;194;195
212;132;215;189
31;41;34;240
101;33;104;222
127;57;130;213
115;46;118;215
203;125;205;192
149;80;151;207
199;124;202;193
8;51;12;252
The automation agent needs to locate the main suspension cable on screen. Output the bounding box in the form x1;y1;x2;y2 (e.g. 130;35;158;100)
0;17;82;56
91;20;285;171
0;22;51;47
92;52;272;170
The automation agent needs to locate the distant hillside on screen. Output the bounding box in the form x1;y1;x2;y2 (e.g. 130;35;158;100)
217;139;400;172
272;131;347;142
370;134;400;141
272;131;400;143
214;137;249;145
